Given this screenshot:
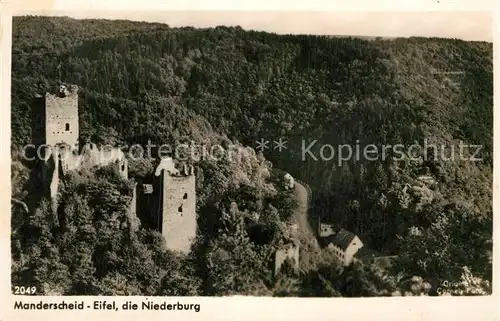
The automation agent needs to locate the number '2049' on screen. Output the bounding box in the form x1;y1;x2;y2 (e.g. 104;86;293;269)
13;286;37;295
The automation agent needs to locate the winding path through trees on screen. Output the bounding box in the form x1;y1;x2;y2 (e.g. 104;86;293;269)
292;182;318;249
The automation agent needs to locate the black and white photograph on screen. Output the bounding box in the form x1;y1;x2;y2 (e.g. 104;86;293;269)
8;10;493;299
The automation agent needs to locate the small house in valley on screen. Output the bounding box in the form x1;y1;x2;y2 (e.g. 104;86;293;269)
318;224;398;269
325;228;363;266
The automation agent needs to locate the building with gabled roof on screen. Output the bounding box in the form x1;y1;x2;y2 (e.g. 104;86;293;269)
317;221;398;269
330;228;357;249
325;228;363;266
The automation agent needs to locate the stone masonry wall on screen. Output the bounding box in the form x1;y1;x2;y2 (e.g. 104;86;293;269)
275;242;300;274
161;173;197;254
45;90;79;148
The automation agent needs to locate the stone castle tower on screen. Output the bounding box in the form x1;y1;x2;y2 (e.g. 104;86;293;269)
158;162;196;254
138;158;197;254
42;84;128;211
45;84;79;148
41;84;197;254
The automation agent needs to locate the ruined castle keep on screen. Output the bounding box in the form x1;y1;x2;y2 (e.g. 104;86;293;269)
42;85;129;210
45;85;79;148
40;84;197;254
137;158;197;254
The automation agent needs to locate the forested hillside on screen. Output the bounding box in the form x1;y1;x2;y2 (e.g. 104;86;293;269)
11;16;492;296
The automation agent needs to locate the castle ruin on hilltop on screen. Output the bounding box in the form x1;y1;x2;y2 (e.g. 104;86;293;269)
38;84;197;254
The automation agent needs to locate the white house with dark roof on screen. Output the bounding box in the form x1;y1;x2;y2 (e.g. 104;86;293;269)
325;228;364;266
319;226;398;268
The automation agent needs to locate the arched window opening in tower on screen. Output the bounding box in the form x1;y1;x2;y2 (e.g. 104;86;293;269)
65;123;70;131
183;193;188;199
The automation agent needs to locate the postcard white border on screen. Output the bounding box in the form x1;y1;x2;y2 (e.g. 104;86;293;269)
1;1;498;321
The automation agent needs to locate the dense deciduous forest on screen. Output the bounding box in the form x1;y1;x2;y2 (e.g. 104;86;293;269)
11;16;492;296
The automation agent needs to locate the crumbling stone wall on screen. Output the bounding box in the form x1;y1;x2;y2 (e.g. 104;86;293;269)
46;143;128;215
275;241;300;274
78;143;128;179
127;182;140;232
